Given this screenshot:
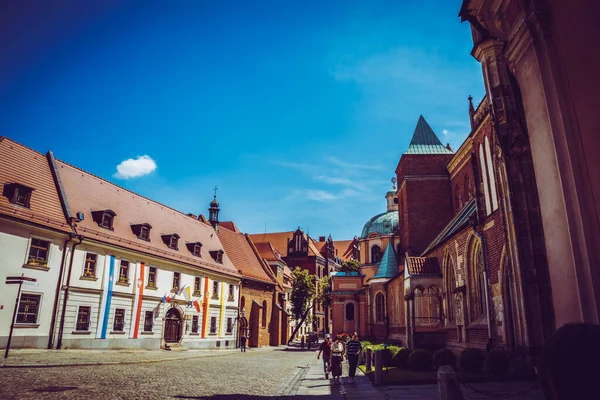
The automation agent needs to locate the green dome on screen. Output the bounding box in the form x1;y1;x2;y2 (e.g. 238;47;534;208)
360;211;399;238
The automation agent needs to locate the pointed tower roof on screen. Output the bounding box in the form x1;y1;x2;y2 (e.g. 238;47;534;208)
404;115;453;155
371;243;399;280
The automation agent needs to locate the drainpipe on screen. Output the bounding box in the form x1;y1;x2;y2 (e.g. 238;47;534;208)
56;235;84;350
473;229;493;342
48;235;73;349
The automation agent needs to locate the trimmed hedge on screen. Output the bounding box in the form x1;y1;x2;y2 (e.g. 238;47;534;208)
459;347;485;373
434;348;457;369
486;349;510;376
394;348;411;368
408;349;433;372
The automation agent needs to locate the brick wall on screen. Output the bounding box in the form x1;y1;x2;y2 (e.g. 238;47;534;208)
240;280;276;347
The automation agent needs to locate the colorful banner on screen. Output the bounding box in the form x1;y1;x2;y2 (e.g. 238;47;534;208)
193;299;201;313
131;262;145;339
183;286;191;301
97;255;115;339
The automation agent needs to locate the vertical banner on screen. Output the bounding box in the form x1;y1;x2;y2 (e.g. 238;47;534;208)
96;255;115;339
218;281;225;337
201;277;210;338
131;262;145;339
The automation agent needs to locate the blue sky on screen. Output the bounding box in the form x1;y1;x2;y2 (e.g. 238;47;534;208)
0;0;484;240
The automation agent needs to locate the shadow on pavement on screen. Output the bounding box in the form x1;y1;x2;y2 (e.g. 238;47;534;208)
174;395;331;399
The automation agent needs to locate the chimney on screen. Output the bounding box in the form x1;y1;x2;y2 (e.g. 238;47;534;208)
319;236;326;242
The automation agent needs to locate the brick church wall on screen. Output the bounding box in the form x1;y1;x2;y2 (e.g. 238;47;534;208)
240;281;276;347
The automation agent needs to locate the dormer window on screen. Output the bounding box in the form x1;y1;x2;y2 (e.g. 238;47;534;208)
131;223;152;241
91;210;116;230
161;233;180;250
186;242;202;257
3;183;34;208
209;250;224;264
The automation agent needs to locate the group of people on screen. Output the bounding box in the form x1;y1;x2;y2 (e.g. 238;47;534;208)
317;332;362;384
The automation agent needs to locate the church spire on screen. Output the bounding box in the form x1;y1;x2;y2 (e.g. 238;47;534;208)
208;186;220;231
404;115;453;155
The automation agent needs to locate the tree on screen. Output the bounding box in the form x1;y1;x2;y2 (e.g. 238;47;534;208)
288;267;316;343
340;259;360;273
317;275;332;334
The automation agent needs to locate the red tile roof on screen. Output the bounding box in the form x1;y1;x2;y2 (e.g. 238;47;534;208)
217;225;276;284
333;239;357;262
0;137;72;233
254;241;286;263
55;159;240;278
407;257;441;276
219;221;239;232
248;231;322;258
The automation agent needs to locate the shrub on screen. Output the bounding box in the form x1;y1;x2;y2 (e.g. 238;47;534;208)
486;349;510;376
434;348;457;369
394;347;411;368
360;341;373;349
459;347;485;373
408;349;433;372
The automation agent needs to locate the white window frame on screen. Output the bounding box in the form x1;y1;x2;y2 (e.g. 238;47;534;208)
24;235;53;268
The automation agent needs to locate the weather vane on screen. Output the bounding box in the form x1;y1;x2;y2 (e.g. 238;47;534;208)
391;177;397;190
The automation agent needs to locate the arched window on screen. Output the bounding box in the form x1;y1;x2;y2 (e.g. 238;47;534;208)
454;185;462;211
414;287;424;325
375;293;385;322
479;145;492;214
464;175;472;202
371;245;381;263
262;300;268;327
485;137;499;211
445;257;457;322
240;296;245;313
345;303;355;321
415;286;442;325
469;239;486;321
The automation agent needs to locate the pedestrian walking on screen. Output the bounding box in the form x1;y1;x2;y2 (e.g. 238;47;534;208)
300;335;305;350
240;335;247;352
330;334;346;384
346;332;362;382
317;334;332;379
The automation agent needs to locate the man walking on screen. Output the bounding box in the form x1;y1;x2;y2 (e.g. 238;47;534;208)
346;332;362;382
317;334;332;379
240;334;247;352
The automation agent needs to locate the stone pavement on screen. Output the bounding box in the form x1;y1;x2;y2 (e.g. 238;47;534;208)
0;347;269;368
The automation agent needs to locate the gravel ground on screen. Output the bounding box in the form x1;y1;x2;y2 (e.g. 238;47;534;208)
0;348;315;400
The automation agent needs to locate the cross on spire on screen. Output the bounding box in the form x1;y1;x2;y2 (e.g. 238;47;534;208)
213;185;219;198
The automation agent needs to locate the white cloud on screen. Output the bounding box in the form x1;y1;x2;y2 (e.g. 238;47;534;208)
324;156;383;171
442;129;450;135
306;190;338;202
114;155;157;179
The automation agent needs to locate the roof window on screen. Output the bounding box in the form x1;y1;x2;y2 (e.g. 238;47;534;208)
210;250;224;264
186;242;202;257
161;233;180;250
3;183;34;208
91;210;116;230
131;223;152;241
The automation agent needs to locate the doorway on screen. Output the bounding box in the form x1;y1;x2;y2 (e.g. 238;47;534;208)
164;308;182;343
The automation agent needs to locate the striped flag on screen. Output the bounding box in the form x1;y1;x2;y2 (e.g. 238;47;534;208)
183;286;191;301
193;299;201;313
177;284;187;296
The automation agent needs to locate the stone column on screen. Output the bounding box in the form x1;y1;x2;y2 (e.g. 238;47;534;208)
438;365;461;400
374;349;384;386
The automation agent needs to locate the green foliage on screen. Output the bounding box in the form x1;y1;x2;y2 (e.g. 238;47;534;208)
290;267;316;320
459;347;485;373
340;259;360;272
486;349;510;376
316;275;332;309
360;341;373;349
434;348;457;369
407;349;434;372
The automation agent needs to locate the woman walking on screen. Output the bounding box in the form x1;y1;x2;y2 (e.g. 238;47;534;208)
330;334;346;384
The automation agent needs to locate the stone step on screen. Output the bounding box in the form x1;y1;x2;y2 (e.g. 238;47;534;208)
165;343;189;352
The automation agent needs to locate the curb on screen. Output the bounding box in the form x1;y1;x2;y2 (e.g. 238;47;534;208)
0;346;277;369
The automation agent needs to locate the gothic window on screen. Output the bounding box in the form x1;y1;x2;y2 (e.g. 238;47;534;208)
464;175;472;202
455;185;462;211
469;239;486;321
375;293;385;322
345;303;355;321
414;286;442;326
262;300;268;327
485;137;499;211
444;255;457;322
479;145;492;215
371;245;381;263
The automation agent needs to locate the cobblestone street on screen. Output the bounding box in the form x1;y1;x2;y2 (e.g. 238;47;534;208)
0;347;314;400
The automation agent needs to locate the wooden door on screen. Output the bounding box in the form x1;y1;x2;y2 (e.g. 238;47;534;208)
164;308;182;343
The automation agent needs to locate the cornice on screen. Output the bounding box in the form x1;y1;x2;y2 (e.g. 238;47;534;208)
447;137;473;175
504;13;534;72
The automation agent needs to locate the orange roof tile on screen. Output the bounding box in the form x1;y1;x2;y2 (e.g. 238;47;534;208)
254;241;286;263
55;159;240;278
219;221;239;232
0;137;72;233
407;257;441;276
333;239;356;262
217;225;275;284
